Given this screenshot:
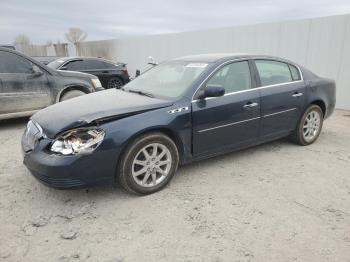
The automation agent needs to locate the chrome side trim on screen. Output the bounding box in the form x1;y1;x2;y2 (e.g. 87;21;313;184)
32;120;46;138
263;108;297;118
198;117;260;133
0;92;47;97
191;80;303;103
191;57;304;102
0;110;38;120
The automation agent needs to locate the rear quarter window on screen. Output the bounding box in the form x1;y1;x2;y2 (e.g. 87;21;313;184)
289;64;301;81
103;61;117;68
65;60;85;71
85;60;106;70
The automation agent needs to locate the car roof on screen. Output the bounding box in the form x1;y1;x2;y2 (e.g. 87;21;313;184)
58;56;123;64
0;47;17;52
173;53;294;64
0;47;57;74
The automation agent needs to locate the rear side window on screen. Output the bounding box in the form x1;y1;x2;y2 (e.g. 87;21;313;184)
84;59;106;70
0;51;33;74
289;64;301;81
65;60;85;71
206;61;252;93
255;60;292;86
104;61;117;68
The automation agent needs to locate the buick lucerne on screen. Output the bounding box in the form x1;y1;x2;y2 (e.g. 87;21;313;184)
22;54;336;195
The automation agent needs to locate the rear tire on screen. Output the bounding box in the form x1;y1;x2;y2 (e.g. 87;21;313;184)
60;90;86;101
290;105;323;145
117;132;179;195
107;77;124;89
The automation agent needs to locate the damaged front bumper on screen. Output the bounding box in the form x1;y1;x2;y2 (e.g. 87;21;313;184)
21;126;120;189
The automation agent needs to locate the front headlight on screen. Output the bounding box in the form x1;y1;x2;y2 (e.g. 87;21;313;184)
91;78;102;89
50;128;105;155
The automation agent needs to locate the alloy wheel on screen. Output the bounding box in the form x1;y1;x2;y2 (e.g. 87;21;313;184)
108;78;123;89
302;110;321;142
131;143;172;187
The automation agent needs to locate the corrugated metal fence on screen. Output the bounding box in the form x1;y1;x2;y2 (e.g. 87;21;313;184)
24;14;350;109
72;14;350;109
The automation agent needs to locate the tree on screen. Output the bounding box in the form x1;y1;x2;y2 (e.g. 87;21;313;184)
14;34;31;46
64;27;87;44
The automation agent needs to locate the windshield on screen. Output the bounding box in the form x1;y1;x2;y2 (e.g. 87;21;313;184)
47;59;66;69
124;61;208;99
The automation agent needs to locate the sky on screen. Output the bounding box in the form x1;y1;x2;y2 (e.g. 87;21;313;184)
1;0;350;45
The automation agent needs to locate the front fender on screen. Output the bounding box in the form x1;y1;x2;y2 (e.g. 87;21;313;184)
101;102;192;165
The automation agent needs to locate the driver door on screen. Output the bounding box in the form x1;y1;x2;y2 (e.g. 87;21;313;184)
192;60;261;156
0;50;51;114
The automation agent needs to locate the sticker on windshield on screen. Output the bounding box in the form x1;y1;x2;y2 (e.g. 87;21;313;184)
186;63;208;68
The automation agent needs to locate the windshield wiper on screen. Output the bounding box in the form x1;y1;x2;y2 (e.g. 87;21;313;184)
127;89;155;98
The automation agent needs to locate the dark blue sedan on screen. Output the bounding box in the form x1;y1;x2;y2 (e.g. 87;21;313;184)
22;54;336;195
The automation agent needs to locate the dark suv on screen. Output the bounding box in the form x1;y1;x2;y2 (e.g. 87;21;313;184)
48;57;130;89
0;48;103;120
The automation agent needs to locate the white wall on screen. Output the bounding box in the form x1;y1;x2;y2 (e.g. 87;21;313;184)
72;14;350;109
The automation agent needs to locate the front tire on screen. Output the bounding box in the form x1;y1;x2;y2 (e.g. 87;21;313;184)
117;133;179;195
290;105;323;145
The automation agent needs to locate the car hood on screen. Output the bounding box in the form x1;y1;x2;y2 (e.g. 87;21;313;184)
57;70;96;79
32;89;173;138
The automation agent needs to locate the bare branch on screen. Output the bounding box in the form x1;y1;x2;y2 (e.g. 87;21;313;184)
64;28;88;44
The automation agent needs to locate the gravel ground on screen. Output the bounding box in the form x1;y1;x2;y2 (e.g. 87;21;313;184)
0;110;350;262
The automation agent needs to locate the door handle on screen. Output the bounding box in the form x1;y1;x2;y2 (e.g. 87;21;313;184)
102;71;109;73
292;92;303;97
243;102;259;109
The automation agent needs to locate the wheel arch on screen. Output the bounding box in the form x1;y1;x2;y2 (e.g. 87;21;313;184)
56;85;91;102
108;76;125;88
120;127;185;164
310;99;326;117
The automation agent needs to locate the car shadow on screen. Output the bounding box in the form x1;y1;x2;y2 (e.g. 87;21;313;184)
0;116;29;130
38;137;294;201
176;138;293;180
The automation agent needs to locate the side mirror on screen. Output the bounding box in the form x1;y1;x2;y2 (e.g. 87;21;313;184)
60;66;68;71
198;84;225;99
135;69;140;77
147;56;158;66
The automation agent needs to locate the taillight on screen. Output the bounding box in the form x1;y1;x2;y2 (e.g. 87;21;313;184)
121;67;128;75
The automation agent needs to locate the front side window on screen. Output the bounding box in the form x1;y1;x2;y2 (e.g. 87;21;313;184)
206;61;252;93
124;61;208;99
65;60;85;71
0;51;33;74
255;60;293;86
47;59;66;70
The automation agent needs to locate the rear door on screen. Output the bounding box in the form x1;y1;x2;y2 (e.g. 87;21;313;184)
0;50;51;114
254;59;306;139
83;59;109;87
192;60;260;156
